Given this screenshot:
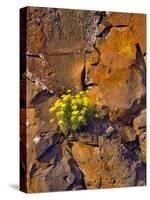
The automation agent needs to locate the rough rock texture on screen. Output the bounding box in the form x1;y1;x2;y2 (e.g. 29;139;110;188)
29;141;85;192
26;7;100;93
86;24;146;120
72;141;145;188
20;7;146;193
133;109;146;135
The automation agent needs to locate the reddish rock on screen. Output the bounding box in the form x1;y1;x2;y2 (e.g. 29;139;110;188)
130;14;146;55
29;141;85;192
72;139;146;189
101;12;146;55
139;133;146;161
96;27;136;69
133;109;146;135
86;27;145;119
26;7;100;93
107;12;132;26
72;142;101;189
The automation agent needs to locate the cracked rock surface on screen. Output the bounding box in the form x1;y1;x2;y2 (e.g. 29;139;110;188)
20;7;146;192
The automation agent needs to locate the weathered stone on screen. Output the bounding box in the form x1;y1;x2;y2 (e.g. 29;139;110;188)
27;7;99;53
46;156;85;191
27;53;85;93
107;12;132;26
103;12;146;54
20;108;45;191
123;126;137;142
105;125;115;136
29;142;85;192
139;133;146;161
72;138;146;189
97;27;136;69
133;109;146;135
90;47;100;65
130;14;146;55
87;27;146;120
29;167;50;193
34;125;63;161
98;136;106;147
26;7;100;93
26;79;42;108
72;142;101;189
97;23;106;35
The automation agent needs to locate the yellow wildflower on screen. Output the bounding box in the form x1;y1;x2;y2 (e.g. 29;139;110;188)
50;119;54;124
71;115;76;122
75;94;80;99
56;111;64;117
49;107;55;112
54;100;62;109
83;97;88;106
67;89;72;93
72;110;79;115
76;99;82;104
80;108;87;114
71;99;76;104
72;105;77;110
79;91;84;95
55;99;61;104
63;94;71;101
61;95;66;99
78;116;84;121
61;103;66;109
58;120;63;126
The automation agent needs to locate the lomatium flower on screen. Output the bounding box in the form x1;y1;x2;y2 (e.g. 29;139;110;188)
71;115;76;122
75;94;80;99
78;116;84;122
71;99;76;104
49;89;93;135
50;119;54;124
56;111;64;117
72;105;77;110
58;120;63;126
55;99;61;104
49;107;55;113
54;100;62;109
80;108;87;114
67;89;72;93
79;91;84;95
62;94;71;101
61;104;66;109
72;110;79;115
83;97;88;106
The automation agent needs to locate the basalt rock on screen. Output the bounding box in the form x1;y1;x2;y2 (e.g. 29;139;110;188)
72;137;146;189
29;140;86;192
26;7;100;93
86;26;146;121
133;109;146;135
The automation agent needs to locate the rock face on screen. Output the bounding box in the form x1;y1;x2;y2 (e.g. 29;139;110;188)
72;141;146;188
26;7;100;93
86;24;146;120
20;7;146;193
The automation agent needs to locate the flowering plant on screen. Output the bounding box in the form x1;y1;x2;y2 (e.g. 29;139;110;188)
49;90;92;135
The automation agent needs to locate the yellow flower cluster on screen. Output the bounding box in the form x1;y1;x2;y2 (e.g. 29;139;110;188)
49;89;90;135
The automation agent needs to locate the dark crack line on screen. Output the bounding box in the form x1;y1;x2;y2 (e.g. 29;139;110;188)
97;25;113;38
